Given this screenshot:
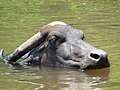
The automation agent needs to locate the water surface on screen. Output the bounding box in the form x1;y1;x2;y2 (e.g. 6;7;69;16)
0;0;120;90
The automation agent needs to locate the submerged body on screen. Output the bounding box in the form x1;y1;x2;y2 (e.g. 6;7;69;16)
0;21;110;70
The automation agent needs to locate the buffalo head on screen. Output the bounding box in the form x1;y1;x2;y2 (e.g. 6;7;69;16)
1;21;110;70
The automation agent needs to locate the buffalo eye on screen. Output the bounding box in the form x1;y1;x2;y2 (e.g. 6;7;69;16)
48;35;56;45
47;35;66;49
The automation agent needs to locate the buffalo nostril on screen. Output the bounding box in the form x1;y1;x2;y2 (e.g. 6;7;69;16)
90;53;100;61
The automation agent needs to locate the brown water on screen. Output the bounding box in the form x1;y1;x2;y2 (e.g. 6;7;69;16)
0;0;120;90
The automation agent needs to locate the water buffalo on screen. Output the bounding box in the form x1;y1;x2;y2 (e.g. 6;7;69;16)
0;21;110;70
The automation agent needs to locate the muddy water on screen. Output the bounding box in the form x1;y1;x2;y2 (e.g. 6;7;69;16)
0;0;120;90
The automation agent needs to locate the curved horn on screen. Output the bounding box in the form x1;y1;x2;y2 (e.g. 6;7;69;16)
8;31;48;62
7;21;67;62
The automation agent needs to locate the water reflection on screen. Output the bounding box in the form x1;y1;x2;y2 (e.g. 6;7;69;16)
12;67;110;90
0;0;119;89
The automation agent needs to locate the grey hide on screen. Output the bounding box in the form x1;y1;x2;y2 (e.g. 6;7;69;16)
0;21;110;70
